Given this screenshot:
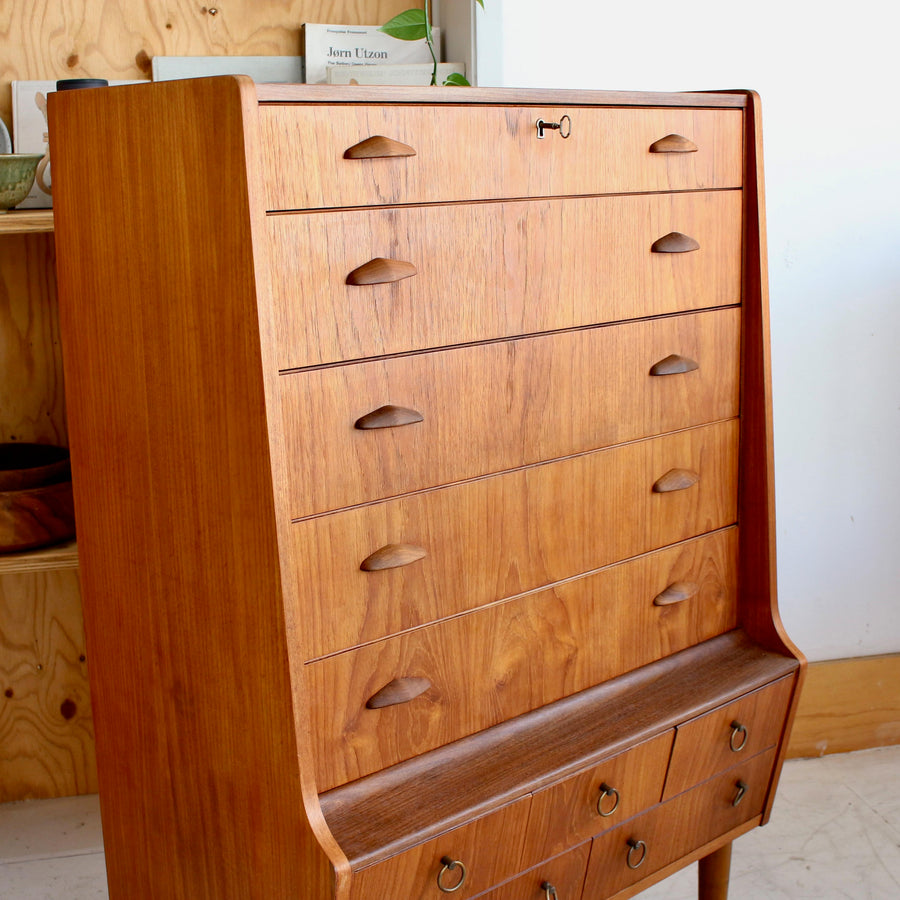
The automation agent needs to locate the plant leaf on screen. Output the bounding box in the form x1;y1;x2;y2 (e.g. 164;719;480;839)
379;8;429;41
443;72;471;86
474;0;484;7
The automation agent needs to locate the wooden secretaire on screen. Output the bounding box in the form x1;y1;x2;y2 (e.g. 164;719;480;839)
50;78;805;900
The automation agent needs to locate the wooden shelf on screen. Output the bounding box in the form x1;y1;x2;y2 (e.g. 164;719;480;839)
0;539;78;574
0;209;54;234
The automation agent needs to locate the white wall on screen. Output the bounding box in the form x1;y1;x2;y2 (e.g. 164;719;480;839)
475;0;900;662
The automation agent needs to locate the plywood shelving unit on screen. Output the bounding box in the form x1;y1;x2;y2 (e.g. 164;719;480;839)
0;0;419;804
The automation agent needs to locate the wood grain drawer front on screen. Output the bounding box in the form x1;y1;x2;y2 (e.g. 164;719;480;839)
348;797;531;900
289;420;739;659
662;675;794;800
260;105;742;209
267;190;742;369
477;842;591;900
307;530;736;789
281;308;740;518
524;732;674;864
583;748;776;898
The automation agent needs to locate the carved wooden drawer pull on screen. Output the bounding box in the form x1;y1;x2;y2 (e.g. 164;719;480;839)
360;543;427;572
649;133;698;153
597;782;621;817
354;404;423;430
730;720;749;752
541;882;560;900
437;856;467;893
346;257;417;286
649;354;699;376
653;581;700;606
651;232;700;253
344;135;416;159
366;676;432;709
652;468;699;493
626;838;647;870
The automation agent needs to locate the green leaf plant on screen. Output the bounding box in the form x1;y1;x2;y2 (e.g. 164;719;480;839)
379;0;484;86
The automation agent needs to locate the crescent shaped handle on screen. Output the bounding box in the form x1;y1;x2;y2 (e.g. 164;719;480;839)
651;232;700;253
649;133;699;153
652;468;699;493
360;543;427;572
346;258;417;286
355;405;424;430
653;581;700;606
366;676;432;709
649;354;699;376
344;135;416;159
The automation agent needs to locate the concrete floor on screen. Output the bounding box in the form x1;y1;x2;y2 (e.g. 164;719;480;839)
1;746;898;899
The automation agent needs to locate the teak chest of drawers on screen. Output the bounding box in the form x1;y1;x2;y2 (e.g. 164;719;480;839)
50;79;805;900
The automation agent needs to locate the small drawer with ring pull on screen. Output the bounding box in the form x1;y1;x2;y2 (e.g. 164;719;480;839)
662;675;796;800
522;731;674;864
583;748;778;897
346;795;531;900
474;842;591;900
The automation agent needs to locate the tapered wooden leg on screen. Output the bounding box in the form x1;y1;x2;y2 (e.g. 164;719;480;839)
698;841;732;900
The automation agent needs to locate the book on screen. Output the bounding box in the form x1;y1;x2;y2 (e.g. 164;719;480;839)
325;62;465;86
303;23;439;85
152;56;305;83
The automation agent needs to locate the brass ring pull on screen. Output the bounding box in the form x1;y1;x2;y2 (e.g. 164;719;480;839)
597;782;621;817
541;882;559;900
730;720;748;752
626;838;647;870
732;780;748;807
437;857;467;893
536;115;572;139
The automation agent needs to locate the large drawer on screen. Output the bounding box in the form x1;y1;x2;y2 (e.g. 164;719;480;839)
280;308;740;518
347;796;531;900
267;190;742;369
259;105;743;209
582;748;777;897
307;530;737;790
287;420;739;659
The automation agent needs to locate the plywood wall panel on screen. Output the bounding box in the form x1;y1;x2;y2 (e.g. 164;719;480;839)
1;0;421;127
0;569;96;801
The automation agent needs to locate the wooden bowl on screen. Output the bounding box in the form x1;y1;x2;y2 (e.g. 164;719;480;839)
0;443;75;552
0;443;71;491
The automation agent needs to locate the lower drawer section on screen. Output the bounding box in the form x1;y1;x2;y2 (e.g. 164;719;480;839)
289;420;739;659
308;530;736;790
583;748;776;897
348;796;531;900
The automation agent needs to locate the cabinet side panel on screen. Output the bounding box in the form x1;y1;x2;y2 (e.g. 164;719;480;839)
733;91;806;823
49;77;335;898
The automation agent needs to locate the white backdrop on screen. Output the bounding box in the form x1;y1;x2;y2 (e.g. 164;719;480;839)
473;0;900;662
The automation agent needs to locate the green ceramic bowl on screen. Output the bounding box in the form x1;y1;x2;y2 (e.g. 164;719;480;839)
0;153;43;212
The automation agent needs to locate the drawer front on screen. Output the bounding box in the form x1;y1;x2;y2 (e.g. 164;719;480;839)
260;105;742;209
662;675;795;799
281;308;740;518
308;530;736;789
288;420;739;659
267;191;742;369
524;733;674;864
584;748;777;897
348;797;531;900
477;842;591;900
